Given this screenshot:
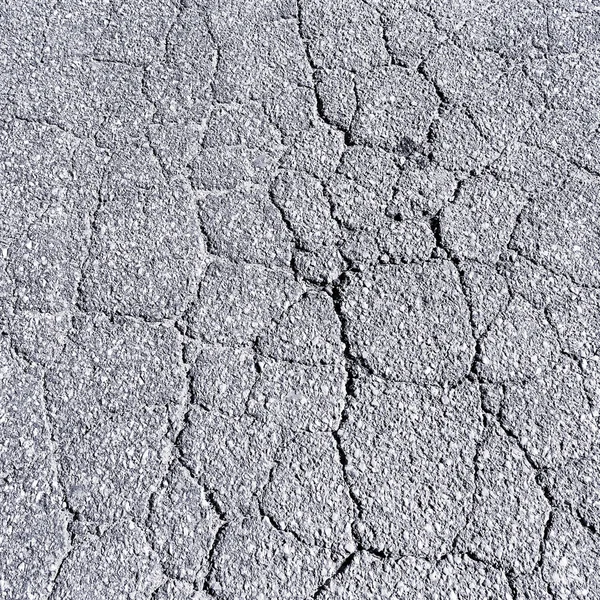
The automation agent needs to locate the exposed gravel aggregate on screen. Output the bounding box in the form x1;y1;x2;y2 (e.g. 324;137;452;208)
1;0;599;598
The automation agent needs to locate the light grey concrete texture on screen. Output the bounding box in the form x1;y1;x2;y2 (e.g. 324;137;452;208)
1;0;599;598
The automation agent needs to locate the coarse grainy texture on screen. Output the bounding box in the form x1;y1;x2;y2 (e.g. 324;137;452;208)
1;0;599;599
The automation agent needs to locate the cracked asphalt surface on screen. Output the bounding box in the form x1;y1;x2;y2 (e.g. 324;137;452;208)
1;0;600;598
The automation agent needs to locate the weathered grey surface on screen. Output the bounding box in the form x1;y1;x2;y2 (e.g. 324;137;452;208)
1;0;599;598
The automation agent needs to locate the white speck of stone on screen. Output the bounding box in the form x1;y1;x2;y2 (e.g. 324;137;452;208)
559;556;569;567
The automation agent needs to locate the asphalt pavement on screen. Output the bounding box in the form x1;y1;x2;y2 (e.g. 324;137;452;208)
1;0;599;598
